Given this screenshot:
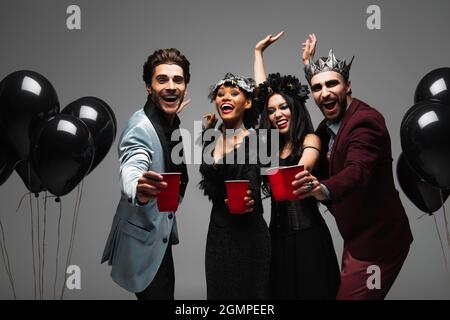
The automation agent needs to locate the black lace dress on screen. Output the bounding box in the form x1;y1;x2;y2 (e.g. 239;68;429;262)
268;153;340;299
199;131;270;300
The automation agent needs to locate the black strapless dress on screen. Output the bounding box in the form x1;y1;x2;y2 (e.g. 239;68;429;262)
269;153;340;299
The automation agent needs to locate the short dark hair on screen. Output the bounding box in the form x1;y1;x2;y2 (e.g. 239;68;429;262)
311;58;352;95
142;48;190;86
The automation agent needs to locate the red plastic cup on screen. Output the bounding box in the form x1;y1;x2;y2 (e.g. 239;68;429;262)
279;165;304;201
225;180;250;214
156;173;181;212
267;167;287;201
268;165;304;201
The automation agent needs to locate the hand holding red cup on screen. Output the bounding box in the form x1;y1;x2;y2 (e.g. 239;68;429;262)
136;171;167;204
268;165;304;201
292;170;326;201
157;173;181;212
224;180;255;214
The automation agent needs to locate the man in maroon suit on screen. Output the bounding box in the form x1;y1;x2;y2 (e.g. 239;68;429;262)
293;34;413;299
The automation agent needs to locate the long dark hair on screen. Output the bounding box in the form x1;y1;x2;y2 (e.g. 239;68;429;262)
259;91;313;157
259;92;313;197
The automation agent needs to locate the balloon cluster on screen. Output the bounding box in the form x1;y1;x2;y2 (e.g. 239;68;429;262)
399;68;450;213
0;70;116;197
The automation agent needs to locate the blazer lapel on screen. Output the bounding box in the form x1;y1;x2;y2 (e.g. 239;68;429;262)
315;121;331;179
328;98;360;174
143;99;170;170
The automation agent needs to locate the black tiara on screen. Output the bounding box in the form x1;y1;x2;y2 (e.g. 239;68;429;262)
254;73;309;111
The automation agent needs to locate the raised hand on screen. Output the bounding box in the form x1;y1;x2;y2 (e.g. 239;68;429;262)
301;33;317;66
177;91;191;114
254;32;284;84
203;113;218;130
255;31;285;53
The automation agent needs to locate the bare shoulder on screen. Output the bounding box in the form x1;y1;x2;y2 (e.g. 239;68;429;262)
303;133;321;148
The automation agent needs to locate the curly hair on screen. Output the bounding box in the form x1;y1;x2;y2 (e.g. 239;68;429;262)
209;74;259;129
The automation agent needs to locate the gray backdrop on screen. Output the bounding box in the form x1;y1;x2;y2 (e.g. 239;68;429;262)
1;0;450;300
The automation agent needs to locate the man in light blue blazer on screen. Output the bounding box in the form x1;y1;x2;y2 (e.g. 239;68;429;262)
101;48;190;299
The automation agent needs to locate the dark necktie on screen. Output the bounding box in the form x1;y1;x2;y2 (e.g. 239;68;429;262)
326;127;336;162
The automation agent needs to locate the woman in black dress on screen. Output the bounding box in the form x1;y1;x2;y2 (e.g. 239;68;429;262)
199;73;270;300
254;33;340;299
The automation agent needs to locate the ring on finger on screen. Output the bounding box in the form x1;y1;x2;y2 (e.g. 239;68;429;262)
304;181;314;192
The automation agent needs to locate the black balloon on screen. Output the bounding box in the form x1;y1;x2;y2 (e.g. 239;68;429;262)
62;96;116;173
0;70;59;160
14;160;45;194
401;100;450;189
0;79;17;186
0;135;18;186
32;114;95;196
93;97;117;135
397;153;449;213
415;67;450;106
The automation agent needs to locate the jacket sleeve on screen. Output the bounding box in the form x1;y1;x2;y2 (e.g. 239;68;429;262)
118;121;155;207
321;113;388;203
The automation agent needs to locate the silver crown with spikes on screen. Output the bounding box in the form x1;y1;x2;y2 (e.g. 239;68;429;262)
304;49;354;84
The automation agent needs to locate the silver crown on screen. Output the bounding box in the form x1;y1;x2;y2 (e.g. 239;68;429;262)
304;49;354;84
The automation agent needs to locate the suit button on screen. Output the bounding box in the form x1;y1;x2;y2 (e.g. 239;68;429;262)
168;214;173;219
163;238;168;243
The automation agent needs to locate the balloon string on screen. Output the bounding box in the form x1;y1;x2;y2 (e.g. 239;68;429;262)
433;213;450;281
0;223;9;285
61;180;84;300
36;195;41;300
0;223;12;295
66;180;84;297
0;218;17;299
53;199;63;300
16;192;32;213
60;184;78;299
42;192;48;300
29;192;37;300
27;164;37;300
440;191;450;249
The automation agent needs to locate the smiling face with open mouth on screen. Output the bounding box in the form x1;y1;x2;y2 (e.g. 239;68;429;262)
310;71;351;123
147;64;186;118
267;93;291;136
214;84;251;127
